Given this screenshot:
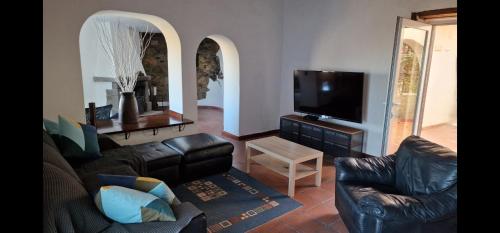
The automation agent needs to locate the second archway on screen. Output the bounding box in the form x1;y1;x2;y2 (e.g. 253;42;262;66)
195;35;240;137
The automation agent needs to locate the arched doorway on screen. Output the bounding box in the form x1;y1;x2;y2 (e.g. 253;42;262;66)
195;35;240;136
79;10;183;118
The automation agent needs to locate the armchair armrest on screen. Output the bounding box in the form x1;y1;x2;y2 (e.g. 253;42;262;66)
334;155;396;185
359;184;457;222
98;133;122;151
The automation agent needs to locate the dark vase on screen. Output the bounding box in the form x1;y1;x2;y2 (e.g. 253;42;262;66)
119;92;139;124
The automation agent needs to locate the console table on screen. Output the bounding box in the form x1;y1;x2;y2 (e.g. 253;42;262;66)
279;115;364;157
96;114;194;140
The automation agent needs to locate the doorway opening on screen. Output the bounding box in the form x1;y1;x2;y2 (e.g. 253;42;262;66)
79;10;183;121
195;35;240;137
383;9;457;154
196;38;224;135
419;26;457;151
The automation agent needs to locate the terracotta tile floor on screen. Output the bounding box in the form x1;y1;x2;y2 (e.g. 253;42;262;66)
421;123;457;152
387;119;457;154
196;107;349;233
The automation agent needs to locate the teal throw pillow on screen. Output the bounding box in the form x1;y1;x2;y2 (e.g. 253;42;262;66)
95;185;176;223
43;118;59;135
43;118;61;147
96;174;180;205
58;115;101;158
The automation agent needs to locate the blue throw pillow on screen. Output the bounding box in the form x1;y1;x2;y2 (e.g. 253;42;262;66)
96;174;181;205
94;186;176;223
58;115;101;158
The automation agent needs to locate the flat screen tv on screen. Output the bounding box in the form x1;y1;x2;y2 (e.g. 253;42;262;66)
294;70;364;123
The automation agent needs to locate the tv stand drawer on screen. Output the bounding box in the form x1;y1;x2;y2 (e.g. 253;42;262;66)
324;130;350;146
300;124;322;138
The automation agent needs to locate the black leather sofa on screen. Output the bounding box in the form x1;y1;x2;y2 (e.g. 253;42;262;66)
44;130;234;233
95;132;234;186
334;136;457;233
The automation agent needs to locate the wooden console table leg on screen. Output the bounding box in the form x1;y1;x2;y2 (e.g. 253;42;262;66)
288;163;296;197
315;154;323;187
245;145;251;173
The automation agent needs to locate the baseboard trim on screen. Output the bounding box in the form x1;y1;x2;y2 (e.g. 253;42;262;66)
221;131;239;140
221;130;280;141
168;110;183;120
198;105;223;111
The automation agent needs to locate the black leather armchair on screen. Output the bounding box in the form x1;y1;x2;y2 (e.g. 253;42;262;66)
334;136;457;233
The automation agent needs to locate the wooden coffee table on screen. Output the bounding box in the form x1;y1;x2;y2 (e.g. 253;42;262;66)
245;136;323;197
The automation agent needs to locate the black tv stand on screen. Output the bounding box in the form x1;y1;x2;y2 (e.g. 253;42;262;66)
303;115;319;121
280;115;364;157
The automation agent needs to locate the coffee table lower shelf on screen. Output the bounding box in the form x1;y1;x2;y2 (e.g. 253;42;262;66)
250;154;318;180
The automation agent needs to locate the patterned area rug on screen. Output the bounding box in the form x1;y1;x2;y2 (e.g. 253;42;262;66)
173;168;302;233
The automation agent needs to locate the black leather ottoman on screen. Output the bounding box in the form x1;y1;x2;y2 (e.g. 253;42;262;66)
162;133;234;182
131;142;182;186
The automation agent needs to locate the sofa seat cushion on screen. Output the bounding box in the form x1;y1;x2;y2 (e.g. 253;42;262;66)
335;183;400;232
162;133;234;163
132;142;182;171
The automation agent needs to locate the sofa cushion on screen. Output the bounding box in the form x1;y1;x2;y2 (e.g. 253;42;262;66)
43;119;62;148
86;104;113;123
58;115;102;158
43;129;60;152
104;202;205;233
95;186;176;224
43;141;82;183
96;175;181;205
79;165;140;197
162;133;234;163
44;162;111;233
395;136;457;195
132;142;182;171
43;118;59;135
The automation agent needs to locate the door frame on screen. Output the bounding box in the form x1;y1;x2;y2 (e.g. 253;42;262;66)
414;18;457;135
381;17;432;155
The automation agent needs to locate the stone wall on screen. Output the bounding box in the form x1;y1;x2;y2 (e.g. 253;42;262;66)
142;33;169;100
197;38;223;100
141;35;223;101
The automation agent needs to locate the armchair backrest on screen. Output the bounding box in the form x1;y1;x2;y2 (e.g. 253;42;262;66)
395;136;457;196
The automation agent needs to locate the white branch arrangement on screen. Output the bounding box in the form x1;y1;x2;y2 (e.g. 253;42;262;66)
94;18;154;92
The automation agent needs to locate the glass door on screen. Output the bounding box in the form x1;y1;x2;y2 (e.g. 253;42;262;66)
382;17;432;155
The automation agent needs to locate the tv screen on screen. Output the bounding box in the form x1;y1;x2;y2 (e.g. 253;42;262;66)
294;70;364;123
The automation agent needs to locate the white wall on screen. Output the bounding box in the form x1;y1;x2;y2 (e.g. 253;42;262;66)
422;25;457;127
80;21;115;107
197;50;224;108
44;0;283;137
280;0;457;156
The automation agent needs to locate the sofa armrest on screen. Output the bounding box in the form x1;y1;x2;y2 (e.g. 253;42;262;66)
103;202;206;233
98;134;122;151
334;155;396;185
359;184;457;222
